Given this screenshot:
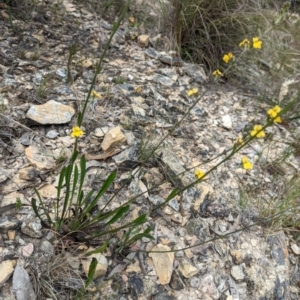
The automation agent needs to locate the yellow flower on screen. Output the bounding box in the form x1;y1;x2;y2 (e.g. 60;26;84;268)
195;169;205;179
250;125;265;138
237;137;245;145
241;156;253;170
71;126;84;138
187;88;199;97
222;52;234;64
91;90;102;99
239;38;250;48
267;105;282;123
212;69;223;77
252;37;262;49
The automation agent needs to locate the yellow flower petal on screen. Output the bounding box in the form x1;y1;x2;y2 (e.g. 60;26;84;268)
250;125;265;138
256;130;265;138
253;37;262;49
187;88;199;97
195;169;205;179
267;108;277;118
71;126;84;138
267;105;282;122
241;156;253;170
239;38;250;48
91;90;102;99
273;105;281;113
212;69;223;77
223;52;234;63
237;137;244;145
274;116;282;123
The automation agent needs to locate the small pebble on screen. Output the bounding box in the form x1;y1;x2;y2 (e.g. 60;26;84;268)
190;277;200;288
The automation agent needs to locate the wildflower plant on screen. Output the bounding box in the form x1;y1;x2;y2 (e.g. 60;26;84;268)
31;0;153;259
28;1;300;298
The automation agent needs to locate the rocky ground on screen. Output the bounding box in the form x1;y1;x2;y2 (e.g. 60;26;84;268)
0;0;300;299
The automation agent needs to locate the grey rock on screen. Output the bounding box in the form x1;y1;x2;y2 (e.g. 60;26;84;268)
20;132;31;146
178;76;193;86
199;274;219;299
167;198;180;212
149;195;165;206
46;130;59;139
170;270;186;290
190;277;200;288
129;178;147;204
13;264;36;300
160;149;194;188
21;220;43;238
40;240;54;254
56;68;67;78
143;277;159;299
186;218;210;242
266;231;290;299
116;84;135;95
112;142;140;170
191;106;208;118
145;48;160;60
128;273;144;297
0;168;8;183
153;74;175;87
182;63;207;83
181;187;197;213
0;217;21;230
159;56;183;67
231;265;245;281
153;291;176;300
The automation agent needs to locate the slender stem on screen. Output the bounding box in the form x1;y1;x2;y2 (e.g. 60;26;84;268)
78;0;132;126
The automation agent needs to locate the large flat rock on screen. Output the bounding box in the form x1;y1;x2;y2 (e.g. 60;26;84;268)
26;100;75;124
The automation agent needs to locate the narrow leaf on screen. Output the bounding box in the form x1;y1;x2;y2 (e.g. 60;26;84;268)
71;150;78;164
106;206;129;226
71;165;79;200
83;171;116;216
57;166;66;199
126;233;154;245
85;257;97;285
31;198;43;223
132;214;147;225
166;188;178;201
80;155;86;187
86;242;108;256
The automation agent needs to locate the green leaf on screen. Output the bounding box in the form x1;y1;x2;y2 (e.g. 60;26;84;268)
106;205;129;226
31;198;43;223
80;155;86;186
76;155;86;206
83;171;116;216
77;111;82;126
71;149;78;164
60;164;73;222
166;188;178;201
126;233;154;246
132;214;147;225
32;189;52;226
86;242;108;256
80;190;94;207
85;257;97;285
57;166;66;199
71;165;79;200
